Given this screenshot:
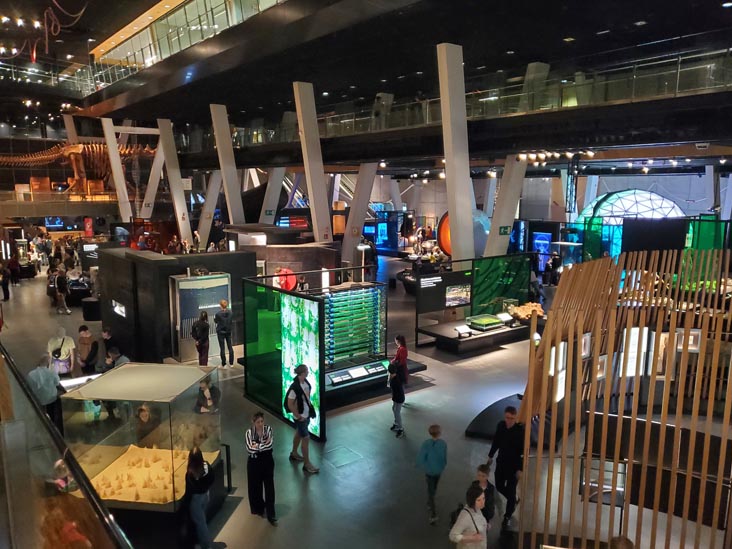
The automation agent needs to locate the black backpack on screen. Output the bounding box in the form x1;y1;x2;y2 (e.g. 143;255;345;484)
449;504;479;530
46;274;57;296
283;379;316;418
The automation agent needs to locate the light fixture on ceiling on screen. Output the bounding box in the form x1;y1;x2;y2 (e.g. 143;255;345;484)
627;162;633;168
16;18;23;26
647;159;654;165
422;179;428;184
721;158;727;164
533;161;539;167
380;79;387;83
0;47;4;54
148;16;153;20
528;153;537;161
487;170;497;178
670;159;678;166
439;172;446;179
596;29;611;35
538;152;546;160
506;50;515;55
33;20;41;28
723;1;732;7
634;20;647;26
0;16;8;23
349;85;356;89
685;158;692;163
585;150;595;157
441;158;446;164
642;166;649;173
66;54;73;60
423;170;430;175
518;153;527;161
563;37;575;43
321;91;329;97
565;151;574;159
416;71;423;75
379;161;387;168
11;47;17;54
397;75;405;79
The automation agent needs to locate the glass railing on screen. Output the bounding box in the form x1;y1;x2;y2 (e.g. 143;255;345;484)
0;59;95;96
91;0;287;89
0;343;132;548
0;191;118;203
174;46;732;152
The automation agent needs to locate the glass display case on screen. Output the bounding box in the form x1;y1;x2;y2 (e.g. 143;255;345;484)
61;363;221;512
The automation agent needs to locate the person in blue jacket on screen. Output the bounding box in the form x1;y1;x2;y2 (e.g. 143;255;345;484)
416;424;448;524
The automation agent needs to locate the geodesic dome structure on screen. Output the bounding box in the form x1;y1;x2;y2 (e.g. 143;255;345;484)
576;189;686;225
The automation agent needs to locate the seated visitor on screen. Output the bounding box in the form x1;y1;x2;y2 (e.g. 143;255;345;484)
135;404;161;448
195;377;221;414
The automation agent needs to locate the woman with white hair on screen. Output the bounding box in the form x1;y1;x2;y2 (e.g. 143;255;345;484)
47;326;76;376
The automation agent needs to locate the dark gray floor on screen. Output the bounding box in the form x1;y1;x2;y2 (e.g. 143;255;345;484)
2;259;526;549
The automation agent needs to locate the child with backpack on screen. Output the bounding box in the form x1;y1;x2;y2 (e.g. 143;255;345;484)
416;424;448;524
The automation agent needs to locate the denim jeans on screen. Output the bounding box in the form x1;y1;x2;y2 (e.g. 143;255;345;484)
217;332;234;365
392;401;403;429
426;474;441;517
189;492;211;548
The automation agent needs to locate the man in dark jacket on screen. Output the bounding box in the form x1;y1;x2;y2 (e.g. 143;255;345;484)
214;299;234;368
487;406;524;530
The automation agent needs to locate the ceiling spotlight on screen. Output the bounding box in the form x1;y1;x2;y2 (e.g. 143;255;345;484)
518;153;528;161
0;47;4;54
721;158;727;164
565;152;574;159
596;29;611;35
642;166;649;174
670;159;678;166
506;50;515;55
439;172;446;179
553;152;561;159
533;161;539;167
423;170;430;175
538;152;546;160
11;47;17;54
585;150;595;157
634;20;647;26
33;20;41;28
349;85;356;89
321;91;329;97
627;162;633;168
16;18;23;26
380;79;387;83
66;54;74;60
441;158;446;164
685;158;692;163
0;17;8;23
647;159;654;165
379;161;387;168
528;153;537;161
487;170;497;178
87;38;96;42
563;37;575;43
422;179;428;184
541;162;547;167
724;2;732;7
416;71;423;75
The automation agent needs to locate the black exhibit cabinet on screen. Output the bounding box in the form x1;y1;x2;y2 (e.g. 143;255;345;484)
98;249;256;362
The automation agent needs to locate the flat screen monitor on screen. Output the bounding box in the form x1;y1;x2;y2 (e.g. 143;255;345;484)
44;216;64;229
445;283;471;308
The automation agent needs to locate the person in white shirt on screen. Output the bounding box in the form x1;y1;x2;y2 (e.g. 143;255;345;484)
449;484;489;549
245;411;277;525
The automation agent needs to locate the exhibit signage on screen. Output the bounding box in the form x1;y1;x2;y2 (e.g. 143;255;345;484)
499;225;512;235
416;270;473;314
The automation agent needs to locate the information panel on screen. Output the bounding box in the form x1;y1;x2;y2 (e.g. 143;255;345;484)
416;270;473;314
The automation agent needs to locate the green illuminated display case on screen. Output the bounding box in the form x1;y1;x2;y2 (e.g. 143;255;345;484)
243;279;388;441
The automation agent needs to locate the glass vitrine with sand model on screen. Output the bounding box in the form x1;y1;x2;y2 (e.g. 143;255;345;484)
61;363;221;512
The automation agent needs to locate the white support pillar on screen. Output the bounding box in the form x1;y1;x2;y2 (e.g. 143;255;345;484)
139;146;165;219
248;168;262;188
198;171;222;248
389;178;403;211
259;167;286;224
437;43;476;262
157;118;193;243
484;177;498;216
411;182;422;218
293;81;333;242
332;174;342;203
551;169;569;222
483;155;527;257
210;104;247;224
721;176;732;221
579;174;599;213
117;119;133;147
100;118;134;222
62;114;78;144
342;163;378;266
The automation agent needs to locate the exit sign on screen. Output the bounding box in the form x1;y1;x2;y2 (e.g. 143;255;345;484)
499;225;511;235
265;209;274;216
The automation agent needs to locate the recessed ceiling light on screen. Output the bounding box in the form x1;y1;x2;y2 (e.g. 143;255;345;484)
634;20;647;26
379;161;387;168
439;172;446;179
721;158;727;164
380;79;387;83
642;166;649;173
322;91;329;97
397;75;406;79
0;16;8;23
596;29;611;35
33;20;41;28
100;49;105;52
16;18;23;26
416;71;423;75
66;54;73;60
165;4;170;8
563;36;575;42
723;1;732;7
133;26;138;30
506;50;515;55
476;65;486;70
148;16;153;20
349;85;356;89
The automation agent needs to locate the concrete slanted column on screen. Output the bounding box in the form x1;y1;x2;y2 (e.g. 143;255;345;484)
484;177;498;216
332;174;342;203
139;146;165;219
581;175;599;212
437;43;476;262
259;167;286;224
389;178;403;211
100;118;134;222
721;176;732;221
293;81;333;242
62;114;78;144
519;62;550;111
483;155;527;256
198;171;222;248
551;169;569;222
210;104;247;224
157;119;193;243
342;163;378;266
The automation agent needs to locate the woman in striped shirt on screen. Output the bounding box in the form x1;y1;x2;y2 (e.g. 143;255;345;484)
246;411;277;525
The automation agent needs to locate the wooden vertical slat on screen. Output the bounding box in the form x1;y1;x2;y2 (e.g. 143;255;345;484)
0;355;13;421
679;313;711;547
518;310;538;545
693;312;723;549
663;311;695;548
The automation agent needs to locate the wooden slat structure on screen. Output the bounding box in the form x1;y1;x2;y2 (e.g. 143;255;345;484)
518;249;732;548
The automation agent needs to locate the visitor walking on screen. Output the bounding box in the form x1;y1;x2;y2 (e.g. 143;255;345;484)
487;406;524;530
246;411;277;525
191;311;210;366
448;485;488;549
471;463;497;528
55;266;71;315
286;364;319;474
27;354;64;434
185;447;216;549
388;363;405;438
47;327;76;377
214;299;234;368
417;424;447;524
7;255;20;286
1;262;10;301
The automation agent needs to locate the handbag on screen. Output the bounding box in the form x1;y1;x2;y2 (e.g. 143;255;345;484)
51;337;66;359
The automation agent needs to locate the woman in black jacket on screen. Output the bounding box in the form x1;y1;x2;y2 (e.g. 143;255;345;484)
191;311;210;366
185;447;215;549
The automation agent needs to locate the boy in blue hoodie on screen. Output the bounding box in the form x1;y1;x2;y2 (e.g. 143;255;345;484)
416;424;447;524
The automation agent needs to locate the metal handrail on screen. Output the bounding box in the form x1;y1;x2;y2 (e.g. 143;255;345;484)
0;341;133;549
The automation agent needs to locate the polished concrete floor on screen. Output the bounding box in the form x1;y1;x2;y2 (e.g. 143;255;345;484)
2;258;526;549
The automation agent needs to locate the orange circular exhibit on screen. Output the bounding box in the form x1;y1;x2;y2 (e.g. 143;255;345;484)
277;268;296;291
436;212;452;256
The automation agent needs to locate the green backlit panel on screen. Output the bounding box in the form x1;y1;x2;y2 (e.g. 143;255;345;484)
280;294;321;438
471;255;530;316
323;286;386;368
687;216;726;250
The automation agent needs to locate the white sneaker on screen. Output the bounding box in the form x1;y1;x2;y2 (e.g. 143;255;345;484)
65;309;72;315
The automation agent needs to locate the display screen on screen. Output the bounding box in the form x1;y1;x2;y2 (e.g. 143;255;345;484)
445;283;471;308
178;277;230;342
416;270;473;314
45;216;64;229
532;232;552;272
281;294;321;438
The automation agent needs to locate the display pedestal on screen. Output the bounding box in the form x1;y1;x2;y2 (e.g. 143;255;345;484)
418;322;528;353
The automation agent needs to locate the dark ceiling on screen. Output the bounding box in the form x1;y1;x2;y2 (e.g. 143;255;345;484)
80;0;732;125
0;0;156;62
